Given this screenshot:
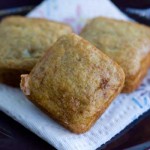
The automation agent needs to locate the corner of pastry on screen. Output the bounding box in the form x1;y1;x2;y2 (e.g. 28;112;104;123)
21;33;125;133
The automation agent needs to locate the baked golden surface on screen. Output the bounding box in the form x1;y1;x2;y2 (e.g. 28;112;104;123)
80;17;150;92
21;33;125;133
0;16;72;71
0;16;72;86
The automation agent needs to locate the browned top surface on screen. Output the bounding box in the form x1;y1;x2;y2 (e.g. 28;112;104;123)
21;33;125;132
0;16;72;71
80;17;150;78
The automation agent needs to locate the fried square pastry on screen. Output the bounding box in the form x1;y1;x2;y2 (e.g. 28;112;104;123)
80;17;150;92
20;33;125;133
0;16;72;86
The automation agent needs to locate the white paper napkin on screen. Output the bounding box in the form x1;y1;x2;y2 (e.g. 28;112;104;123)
0;0;150;150
28;0;130;33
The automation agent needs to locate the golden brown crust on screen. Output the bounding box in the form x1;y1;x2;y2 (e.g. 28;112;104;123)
122;53;150;92
80;17;150;93
0;16;72;86
26;90;119;133
21;33;125;133
1;15;71;27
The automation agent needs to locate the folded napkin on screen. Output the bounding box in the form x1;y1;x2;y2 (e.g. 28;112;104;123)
0;0;150;150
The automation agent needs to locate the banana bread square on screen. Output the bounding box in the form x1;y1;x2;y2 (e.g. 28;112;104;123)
21;33;125;133
0;16;72;86
80;17;150;92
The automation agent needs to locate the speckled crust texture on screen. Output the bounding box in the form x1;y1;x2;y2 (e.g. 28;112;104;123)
80;17;150;93
21;33;125;133
0;16;72;86
122;53;150;92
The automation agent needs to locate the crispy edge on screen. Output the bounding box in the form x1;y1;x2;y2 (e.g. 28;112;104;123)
122;53;150;93
1;15;73;32
80;17;150;35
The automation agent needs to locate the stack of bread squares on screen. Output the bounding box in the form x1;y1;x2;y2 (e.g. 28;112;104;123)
0;16;149;133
